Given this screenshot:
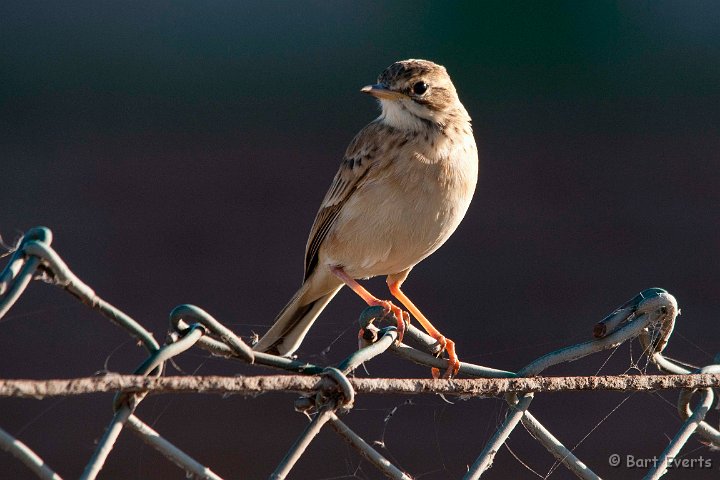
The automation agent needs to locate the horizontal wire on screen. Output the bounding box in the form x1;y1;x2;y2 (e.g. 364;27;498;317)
1;373;718;399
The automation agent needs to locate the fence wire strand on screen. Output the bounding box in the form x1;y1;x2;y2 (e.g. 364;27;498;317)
0;227;718;479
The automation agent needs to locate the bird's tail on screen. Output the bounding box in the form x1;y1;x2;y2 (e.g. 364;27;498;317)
253;284;343;356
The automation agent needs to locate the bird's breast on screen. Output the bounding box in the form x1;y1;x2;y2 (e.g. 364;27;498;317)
323;130;478;278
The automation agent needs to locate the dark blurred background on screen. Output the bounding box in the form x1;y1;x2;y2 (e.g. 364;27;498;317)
1;1;719;479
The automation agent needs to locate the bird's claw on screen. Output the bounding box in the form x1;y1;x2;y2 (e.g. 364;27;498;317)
378;300;409;344
357;302;409;345
430;336;460;379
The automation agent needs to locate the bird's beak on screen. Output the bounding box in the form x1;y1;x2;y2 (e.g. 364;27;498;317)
361;84;405;100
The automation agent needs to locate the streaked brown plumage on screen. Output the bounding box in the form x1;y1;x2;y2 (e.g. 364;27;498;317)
254;59;478;377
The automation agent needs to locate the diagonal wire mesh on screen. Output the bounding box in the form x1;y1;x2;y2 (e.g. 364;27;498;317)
0;227;718;479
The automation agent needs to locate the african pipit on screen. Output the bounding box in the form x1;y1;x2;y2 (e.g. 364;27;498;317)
254;59;478;377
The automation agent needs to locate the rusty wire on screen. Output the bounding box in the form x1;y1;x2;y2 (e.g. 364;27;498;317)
0;226;718;479
1;373;719;399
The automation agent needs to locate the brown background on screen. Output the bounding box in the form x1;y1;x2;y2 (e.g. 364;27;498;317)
1;2;719;479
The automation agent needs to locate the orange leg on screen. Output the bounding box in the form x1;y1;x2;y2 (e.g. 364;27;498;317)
387;280;460;378
330;266;409;342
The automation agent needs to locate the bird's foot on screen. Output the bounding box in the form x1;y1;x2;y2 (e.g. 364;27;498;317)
376;299;410;344
430;336;460;379
357;302;409;346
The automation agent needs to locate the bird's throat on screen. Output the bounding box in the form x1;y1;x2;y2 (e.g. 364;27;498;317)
379;100;435;132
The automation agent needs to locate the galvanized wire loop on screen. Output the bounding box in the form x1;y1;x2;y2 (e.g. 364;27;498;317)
322;367;355;409
170;304;254;363
644;387;715;480
677;365;720;448
339;320;398;373
0;228;52;318
593;287;668;338
0;227;160;354
0;227;52;295
469;290;682;477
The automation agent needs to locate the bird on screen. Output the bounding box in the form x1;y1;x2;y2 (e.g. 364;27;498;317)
253;59;478;377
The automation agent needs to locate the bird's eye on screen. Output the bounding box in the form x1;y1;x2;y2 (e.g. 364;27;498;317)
412;81;428;95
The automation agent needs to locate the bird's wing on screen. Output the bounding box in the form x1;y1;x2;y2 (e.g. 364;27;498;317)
303;122;389;280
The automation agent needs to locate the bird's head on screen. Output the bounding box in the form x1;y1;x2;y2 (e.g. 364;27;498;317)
361;59;470;131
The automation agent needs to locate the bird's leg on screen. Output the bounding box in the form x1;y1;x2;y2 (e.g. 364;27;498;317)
330;266;409;343
387;280;460;378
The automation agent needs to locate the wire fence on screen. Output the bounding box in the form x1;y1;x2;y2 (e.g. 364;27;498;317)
0;226;718;479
